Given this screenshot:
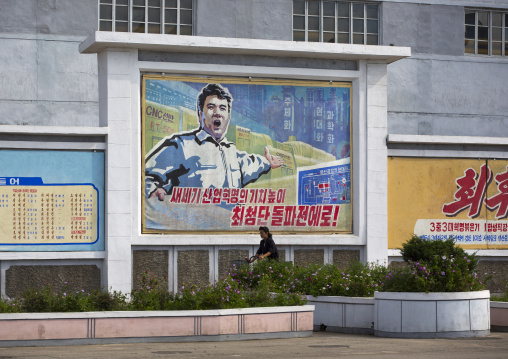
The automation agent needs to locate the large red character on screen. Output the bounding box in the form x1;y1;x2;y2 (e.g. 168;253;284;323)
442;164;492;218
485;166;508;219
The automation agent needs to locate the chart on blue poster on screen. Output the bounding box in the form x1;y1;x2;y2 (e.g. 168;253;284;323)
297;159;351;206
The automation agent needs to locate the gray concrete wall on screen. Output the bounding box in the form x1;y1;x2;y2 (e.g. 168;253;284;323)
382;2;464;56
383;1;508;137
138;51;357;70
190;0;507;138
2;0;506;133
195;0;293;40
387;57;508;137
0;0;97;36
382;0;508;9
0;0;99;127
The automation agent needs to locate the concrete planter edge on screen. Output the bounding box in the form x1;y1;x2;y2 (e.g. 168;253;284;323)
307;295;375;334
0;305;314;347
374;290;490;338
490;300;508;332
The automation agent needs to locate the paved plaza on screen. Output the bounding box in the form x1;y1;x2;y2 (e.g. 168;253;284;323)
1;331;508;358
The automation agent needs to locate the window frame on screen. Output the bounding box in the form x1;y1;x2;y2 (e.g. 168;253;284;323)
98;0;194;36
465;8;507;57
293;0;380;45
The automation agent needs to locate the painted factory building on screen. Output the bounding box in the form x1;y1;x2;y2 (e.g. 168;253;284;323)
0;0;507;296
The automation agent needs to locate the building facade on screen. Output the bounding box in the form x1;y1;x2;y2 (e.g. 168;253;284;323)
0;0;507;296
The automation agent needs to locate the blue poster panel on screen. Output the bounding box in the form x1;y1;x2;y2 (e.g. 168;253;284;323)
142;75;352;233
0;150;104;251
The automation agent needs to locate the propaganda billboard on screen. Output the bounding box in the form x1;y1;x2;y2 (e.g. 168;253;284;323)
388;157;508;249
142;75;352;233
0;150;104;251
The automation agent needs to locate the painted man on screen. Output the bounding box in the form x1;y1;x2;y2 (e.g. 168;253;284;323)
145;83;283;200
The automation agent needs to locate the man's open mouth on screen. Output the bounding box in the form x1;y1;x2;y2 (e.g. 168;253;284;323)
213;119;222;127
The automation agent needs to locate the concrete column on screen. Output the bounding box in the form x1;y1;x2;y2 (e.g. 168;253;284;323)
98;48;137;294
365;62;388;264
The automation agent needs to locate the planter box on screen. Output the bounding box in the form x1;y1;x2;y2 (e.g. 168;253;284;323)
374;291;490;338
0;305;314;347
490;301;508;332
307;295;374;334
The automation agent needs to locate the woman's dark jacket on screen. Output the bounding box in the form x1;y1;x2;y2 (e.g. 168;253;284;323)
256;237;278;260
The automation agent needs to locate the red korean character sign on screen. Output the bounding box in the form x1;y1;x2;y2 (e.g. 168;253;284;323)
388;158;508;250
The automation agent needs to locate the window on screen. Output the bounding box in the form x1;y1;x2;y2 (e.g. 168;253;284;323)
293;1;379;45
465;9;507;56
99;0;193;35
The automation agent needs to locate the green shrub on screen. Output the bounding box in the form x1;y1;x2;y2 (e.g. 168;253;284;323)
0;296;23;313
285;262;388;297
228;259;388;297
0;268;307;313
19;283;128;313
90;290;128;311
175;277;248;310
174;271;307;310
382;235;489;293
401;235;478;272
130;272;173;310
